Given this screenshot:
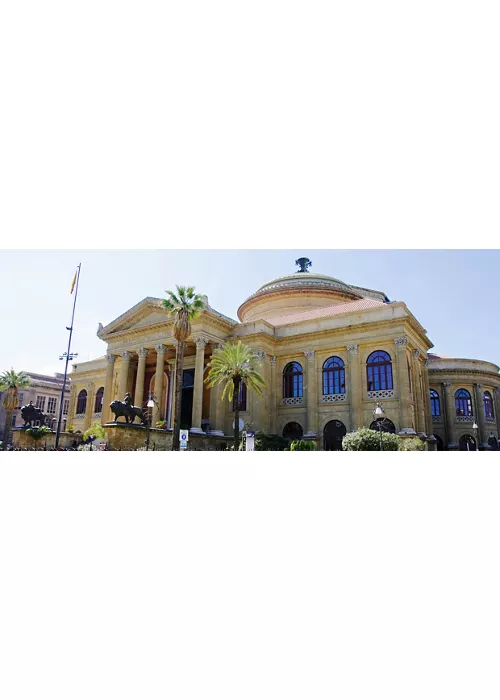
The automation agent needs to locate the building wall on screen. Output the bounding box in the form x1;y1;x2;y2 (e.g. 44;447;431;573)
0;372;71;439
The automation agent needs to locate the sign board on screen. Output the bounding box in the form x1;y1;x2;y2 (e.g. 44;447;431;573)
180;430;189;442
180;440;188;450
245;431;255;452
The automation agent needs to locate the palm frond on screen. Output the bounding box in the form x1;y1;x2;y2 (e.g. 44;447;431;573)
205;341;266;402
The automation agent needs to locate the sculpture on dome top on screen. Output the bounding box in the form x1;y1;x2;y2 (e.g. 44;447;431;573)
295;257;312;273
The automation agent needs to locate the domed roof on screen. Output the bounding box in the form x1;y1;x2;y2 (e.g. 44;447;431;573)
254;271;358;298
237;257;389;323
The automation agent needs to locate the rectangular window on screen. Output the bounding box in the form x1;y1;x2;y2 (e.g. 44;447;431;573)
18;392;24;406
63;399;69;415
12;414;17;426
36;396;46;411
47;397;57;413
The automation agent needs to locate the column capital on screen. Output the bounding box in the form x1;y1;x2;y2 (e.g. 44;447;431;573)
121;351;132;361
346;344;359;356
194;336;207;350
155;344;167;354
412;349;421;360
270;356;276;366
304;350;315;360
86;382;94;390
475;383;483;390
254;350;266;360
443;382;452;391
105;352;116;364
423;359;430;368
137;348;149;359
394;336;408;349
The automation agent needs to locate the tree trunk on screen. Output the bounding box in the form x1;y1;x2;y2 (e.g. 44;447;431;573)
233;377;241;451
172;340;185;451
2;409;12;450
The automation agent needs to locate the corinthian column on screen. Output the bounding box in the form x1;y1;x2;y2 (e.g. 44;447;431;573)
118;351;132;401
443;382;457;449
304;350;317;437
422;360;433;437
134;348;148;409
83;382;94;431
411;349;425;434
494;388;500;437
394;337;413;431
153;345;166;426
101;353;116;424
474;383;486;448
270;356;277;434
191;337;207;433
347;344;362;430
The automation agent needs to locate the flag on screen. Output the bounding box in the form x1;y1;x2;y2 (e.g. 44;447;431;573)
70;270;77;294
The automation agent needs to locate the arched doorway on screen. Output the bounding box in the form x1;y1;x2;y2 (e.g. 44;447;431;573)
369;419;396;434
282;422;303;440
323;420;347;451
459;434;476;451
435;435;445;451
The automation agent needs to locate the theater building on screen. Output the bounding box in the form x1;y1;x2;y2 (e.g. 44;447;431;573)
67;260;500;450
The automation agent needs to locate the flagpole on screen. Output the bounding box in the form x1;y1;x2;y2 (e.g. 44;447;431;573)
55;263;81;449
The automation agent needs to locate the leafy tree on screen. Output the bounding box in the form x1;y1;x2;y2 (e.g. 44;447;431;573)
162;286;205;450
83;421;105;442
290;439;316;451
342;427;400;451
0;369;30;450
205;341;266;451
398;437;426;451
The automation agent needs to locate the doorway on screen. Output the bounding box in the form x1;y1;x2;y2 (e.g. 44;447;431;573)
323;420;347;451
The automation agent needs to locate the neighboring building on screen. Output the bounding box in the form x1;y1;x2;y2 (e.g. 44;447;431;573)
0;372;71;439
67;260;500;450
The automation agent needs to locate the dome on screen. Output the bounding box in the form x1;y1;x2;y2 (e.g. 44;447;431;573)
237;259;369;323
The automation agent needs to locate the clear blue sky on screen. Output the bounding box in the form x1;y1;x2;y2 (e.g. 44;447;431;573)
1;249;499;375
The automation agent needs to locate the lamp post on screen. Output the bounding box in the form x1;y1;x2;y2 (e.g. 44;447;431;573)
472;421;479;451
373;402;385;451
145;395;155;451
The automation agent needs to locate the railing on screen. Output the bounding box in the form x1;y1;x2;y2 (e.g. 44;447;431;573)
367;390;394;400
485;416;495;423
282;397;304;406
432;415;442;422
321;394;347;403
456;415;474;423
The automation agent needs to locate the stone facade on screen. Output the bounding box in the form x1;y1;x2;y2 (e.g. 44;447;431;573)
67;263;500;451
0;372;71;440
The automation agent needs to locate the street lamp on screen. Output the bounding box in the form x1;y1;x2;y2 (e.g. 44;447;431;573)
145;395;155;451
373;402;385;451
472;421;479;451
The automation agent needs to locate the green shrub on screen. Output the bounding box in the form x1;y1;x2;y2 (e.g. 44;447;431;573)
254;432;290;451
290;439;316;451
66;425;74;433
83;421;105;442
398;437;426;451
25;425;52;441
342;427;400;451
156;420;167;428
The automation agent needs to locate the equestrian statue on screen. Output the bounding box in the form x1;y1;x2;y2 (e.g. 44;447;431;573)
21;401;47;427
109;393;146;425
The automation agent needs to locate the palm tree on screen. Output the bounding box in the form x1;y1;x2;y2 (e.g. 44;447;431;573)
162;286;205;450
205;341;266;450
0;369;30;450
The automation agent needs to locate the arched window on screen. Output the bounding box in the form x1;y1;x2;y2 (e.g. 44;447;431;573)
455;389;473;416
322;357;345;395
430;389;441;417
366;351;393;391
283;362;303;398
282;422;303;440
232;382;247;412
369;418;396;434
94;386;104;413
76;389;87;415
483;391;494;419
